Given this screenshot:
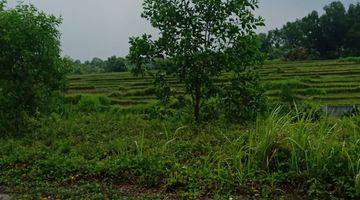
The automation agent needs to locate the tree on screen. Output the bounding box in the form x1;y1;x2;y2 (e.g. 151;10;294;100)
90;57;105;72
319;1;348;58
282;20;305;48
260;1;360;60
257;29;284;60
301;11;321;58
0;2;69;133
128;0;265;122
347;3;360;26
105;56;127;72
345;3;360;56
281;20;310;60
344;23;360;56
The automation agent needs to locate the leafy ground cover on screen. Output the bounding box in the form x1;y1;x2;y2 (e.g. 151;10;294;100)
1;99;360;199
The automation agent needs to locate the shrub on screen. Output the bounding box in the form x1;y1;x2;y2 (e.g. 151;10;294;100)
0;3;68;134
222;74;268;123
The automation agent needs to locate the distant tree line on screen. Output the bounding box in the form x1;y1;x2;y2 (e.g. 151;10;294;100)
68;56;129;74
259;1;360;60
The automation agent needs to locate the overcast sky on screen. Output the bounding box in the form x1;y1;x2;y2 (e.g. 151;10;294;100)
6;0;360;61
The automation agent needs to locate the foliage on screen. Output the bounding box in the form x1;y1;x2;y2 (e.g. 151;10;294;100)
154;72;172;104
222;72;267;123
127;34;155;76
105;56;128;72
0;2;69;134
69;56;129;74
259;1;360;60
128;0;265;122
1;106;360;199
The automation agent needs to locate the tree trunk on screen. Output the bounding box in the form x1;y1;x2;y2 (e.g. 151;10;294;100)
194;85;201;123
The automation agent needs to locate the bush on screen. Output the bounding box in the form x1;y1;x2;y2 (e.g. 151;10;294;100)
0;3;68;134
222;74;268;123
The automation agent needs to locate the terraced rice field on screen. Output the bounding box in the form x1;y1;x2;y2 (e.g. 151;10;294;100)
68;60;360;106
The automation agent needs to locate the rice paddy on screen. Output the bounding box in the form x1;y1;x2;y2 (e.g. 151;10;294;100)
68;60;360;106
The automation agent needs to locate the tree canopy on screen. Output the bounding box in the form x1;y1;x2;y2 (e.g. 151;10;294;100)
69;56;129;74
260;1;360;60
128;0;265;122
0;2;69;133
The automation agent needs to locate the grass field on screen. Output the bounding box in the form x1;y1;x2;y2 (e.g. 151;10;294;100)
2;60;360;199
68;60;360;106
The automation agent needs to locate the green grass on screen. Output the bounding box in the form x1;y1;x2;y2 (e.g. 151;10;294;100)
68;60;360;106
339;56;360;63
1;105;360;199
2;60;360;199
